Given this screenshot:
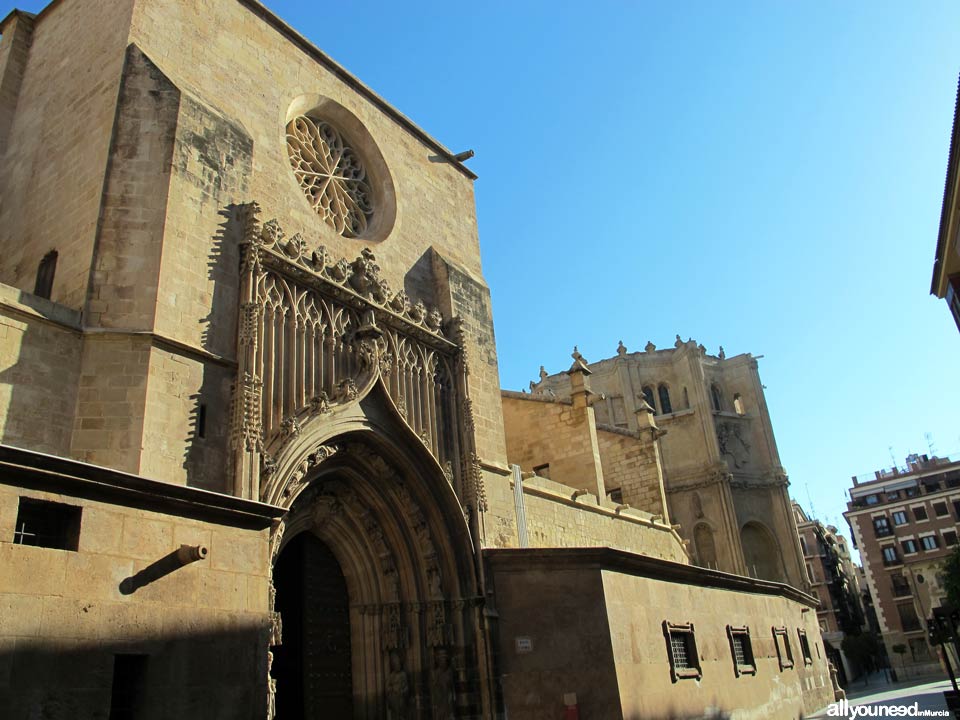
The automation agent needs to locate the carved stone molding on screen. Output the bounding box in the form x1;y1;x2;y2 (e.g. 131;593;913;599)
230;203;475;508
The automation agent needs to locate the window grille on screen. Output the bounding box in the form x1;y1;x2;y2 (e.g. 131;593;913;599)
662;621;701;682
772;626;794;671
726;625;756;677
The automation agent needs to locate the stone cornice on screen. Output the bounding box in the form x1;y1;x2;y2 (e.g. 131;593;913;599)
500;389;571;406
0;444;283;529
484;546;818;608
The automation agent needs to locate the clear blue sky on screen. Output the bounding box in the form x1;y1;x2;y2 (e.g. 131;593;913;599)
9;0;960;542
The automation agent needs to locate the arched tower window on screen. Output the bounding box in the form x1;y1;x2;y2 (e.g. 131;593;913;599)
658;384;672;414
34;250;58;300
642;386;657;414
710;383;723;412
741;522;785;583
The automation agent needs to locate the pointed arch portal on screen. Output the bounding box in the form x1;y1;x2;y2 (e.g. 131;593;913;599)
227;205;492;718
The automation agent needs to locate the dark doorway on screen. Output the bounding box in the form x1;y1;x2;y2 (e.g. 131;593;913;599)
273;532;354;718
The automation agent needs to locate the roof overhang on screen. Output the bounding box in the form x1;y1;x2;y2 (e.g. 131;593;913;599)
932;74;960;297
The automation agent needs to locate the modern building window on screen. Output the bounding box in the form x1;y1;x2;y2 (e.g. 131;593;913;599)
897;603;922;633
726;625;756;677
806;563;816;584
933;501;949;518
892;511;908;526
944;530;958;547
902;539;919;555
921;535;939;551
886;491;901;501
865;495;879;505
890;573;911;597
909;638;930;662
109;654;148;720
662;621;701;682
799;536;808;556
913;506;928;521
642;386;657;414
797;629;813;665
710;384;723;412
33;250;58;300
13;498;81;551
873;517;892;538
658;384;673;415
882;546;900;566
772;627;794;670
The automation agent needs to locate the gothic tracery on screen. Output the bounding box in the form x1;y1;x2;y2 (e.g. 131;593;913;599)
285;116;374;237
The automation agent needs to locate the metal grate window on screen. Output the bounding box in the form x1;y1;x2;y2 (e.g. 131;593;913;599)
663;621;701;682
773;626;794;671
726;625;756;676
732;635;747;666
670;634;691;669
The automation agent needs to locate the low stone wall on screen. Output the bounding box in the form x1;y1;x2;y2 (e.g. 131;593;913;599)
0;445;281;719
482;468;688;563
487;547;835;720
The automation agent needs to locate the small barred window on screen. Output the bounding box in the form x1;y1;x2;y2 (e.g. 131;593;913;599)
797;629;813;665
286;116;374;238
773;626;794;671
663;621;701;682
726;625;756;676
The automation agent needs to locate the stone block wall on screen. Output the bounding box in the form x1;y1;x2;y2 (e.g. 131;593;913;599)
481;470;688;563
488;548;834;720
595;426;666;518
0;285;81;457
604;568;832;719
140;347;233;492
0;0;136;311
70;335;151;474
0;454;277;719
501;393;604;497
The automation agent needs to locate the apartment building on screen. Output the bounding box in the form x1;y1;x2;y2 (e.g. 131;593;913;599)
794;504;865;681
844;454;960;679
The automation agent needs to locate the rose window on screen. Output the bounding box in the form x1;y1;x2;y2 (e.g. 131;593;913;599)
285;116;374;238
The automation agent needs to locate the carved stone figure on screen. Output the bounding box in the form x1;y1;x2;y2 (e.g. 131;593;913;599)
386;650;410;720
431;648;456;720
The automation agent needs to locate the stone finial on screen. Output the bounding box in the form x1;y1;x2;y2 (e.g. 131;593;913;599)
645;340;656;353
698;344;706;355
636;393;654;413
567;346;593;409
539;365;548;382
617;340;627;357
674;334;683;348
718;346;726;360
568;346;591;374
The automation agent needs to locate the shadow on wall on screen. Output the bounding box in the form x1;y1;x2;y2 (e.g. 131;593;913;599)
182;205;245;493
0;626;269;720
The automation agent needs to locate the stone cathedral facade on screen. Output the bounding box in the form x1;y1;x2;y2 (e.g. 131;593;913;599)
0;1;835;718
517;338;808;590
